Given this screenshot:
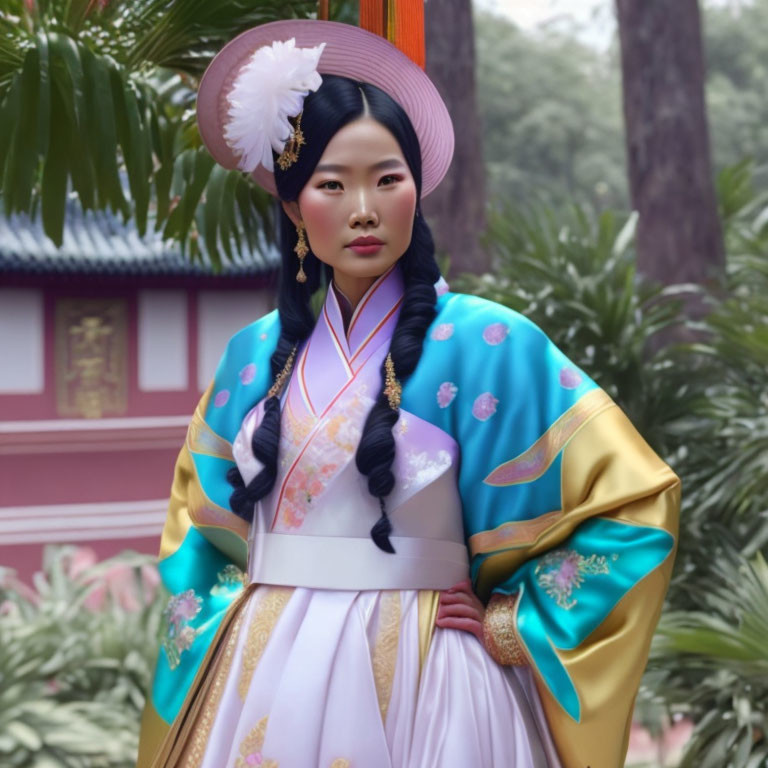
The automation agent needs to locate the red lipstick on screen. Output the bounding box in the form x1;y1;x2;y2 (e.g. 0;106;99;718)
346;235;384;256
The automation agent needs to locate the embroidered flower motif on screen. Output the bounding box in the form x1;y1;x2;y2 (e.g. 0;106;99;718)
325;412;360;453
175;625;197;652
437;381;458;408
280;462;339;528
559;366;583;390
163;589;203;669
214;389;230;407
239;363;257;385
535;548;612;610
210;564;247;596
430;323;454;341
472;392;499;421
401;449;453;491
482;322;509;345
275;388;370;532
260;333;268;341
220;564;246;586
283;401;314;448
235;716;278;768
166;589;202;625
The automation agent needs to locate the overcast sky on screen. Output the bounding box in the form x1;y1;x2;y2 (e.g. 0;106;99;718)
472;0;751;50
474;0;606;29
472;0;615;48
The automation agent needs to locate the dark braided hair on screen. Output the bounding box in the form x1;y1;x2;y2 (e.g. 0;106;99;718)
228;75;440;553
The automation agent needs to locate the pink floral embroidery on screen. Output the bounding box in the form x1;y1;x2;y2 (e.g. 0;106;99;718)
482;322;509;345
437;382;458;408
175;626;197;652
430;323;454;341
214;389;230;407
534;549;612;610
281;462;339;528
275;392;369;532
163;589;202;669
239;363;257;385
472;392;499;421
166;589;202;625
559;366;582;390
259;333;268;341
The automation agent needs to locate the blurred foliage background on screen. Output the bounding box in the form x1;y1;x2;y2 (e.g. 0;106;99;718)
0;548;165;766
476;0;768;212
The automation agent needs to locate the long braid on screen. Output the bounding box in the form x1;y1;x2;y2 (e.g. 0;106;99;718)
355;212;440;551
227;212;326;521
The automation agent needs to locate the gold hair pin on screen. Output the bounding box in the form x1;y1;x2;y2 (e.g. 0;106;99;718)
277;112;305;171
383;352;402;410
268;345;298;399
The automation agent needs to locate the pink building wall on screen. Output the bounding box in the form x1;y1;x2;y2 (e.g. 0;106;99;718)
0;272;274;580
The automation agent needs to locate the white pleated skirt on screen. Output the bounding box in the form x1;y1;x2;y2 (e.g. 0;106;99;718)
191;586;562;768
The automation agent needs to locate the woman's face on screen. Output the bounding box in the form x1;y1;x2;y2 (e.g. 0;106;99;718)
282;116;418;299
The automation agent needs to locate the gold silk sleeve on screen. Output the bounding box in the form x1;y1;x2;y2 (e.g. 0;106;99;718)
156;384;214;561
158;383;249;565
476;403;680;768
540;405;679;768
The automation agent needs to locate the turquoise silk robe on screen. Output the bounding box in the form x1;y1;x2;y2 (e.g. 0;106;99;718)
137;285;680;768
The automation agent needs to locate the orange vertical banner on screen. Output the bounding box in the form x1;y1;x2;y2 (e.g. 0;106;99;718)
359;0;386;37
359;0;425;70
394;0;425;70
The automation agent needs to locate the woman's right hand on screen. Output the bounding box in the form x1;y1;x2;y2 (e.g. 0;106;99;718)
436;578;487;647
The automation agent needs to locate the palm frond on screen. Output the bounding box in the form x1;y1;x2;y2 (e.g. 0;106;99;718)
649;552;768;767
0;0;345;261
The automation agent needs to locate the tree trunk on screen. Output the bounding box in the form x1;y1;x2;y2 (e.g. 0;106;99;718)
616;0;724;295
423;0;488;276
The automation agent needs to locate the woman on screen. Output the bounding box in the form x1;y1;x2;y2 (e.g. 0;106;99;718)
137;20;680;768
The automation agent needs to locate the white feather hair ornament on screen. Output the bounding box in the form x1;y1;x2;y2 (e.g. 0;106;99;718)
223;38;327;173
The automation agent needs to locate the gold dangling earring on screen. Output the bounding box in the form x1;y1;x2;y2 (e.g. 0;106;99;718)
294;222;308;283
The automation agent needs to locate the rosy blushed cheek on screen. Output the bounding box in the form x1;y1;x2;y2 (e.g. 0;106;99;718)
391;185;418;227
298;191;340;244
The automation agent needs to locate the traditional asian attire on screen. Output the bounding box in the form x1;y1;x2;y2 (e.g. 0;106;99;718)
137;266;680;768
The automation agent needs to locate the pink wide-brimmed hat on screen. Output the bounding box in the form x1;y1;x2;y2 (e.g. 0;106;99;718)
197;19;454;199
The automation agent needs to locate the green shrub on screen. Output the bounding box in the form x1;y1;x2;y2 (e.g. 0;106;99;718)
0;547;165;767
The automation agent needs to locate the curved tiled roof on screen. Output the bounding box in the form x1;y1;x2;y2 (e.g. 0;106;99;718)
0;198;280;276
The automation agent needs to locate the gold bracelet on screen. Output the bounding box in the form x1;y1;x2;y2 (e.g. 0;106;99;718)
482;593;527;666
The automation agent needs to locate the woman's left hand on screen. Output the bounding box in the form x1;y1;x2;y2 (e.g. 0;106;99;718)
436;578;486;647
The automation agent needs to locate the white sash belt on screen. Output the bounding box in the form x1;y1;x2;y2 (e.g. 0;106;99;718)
248;532;470;591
